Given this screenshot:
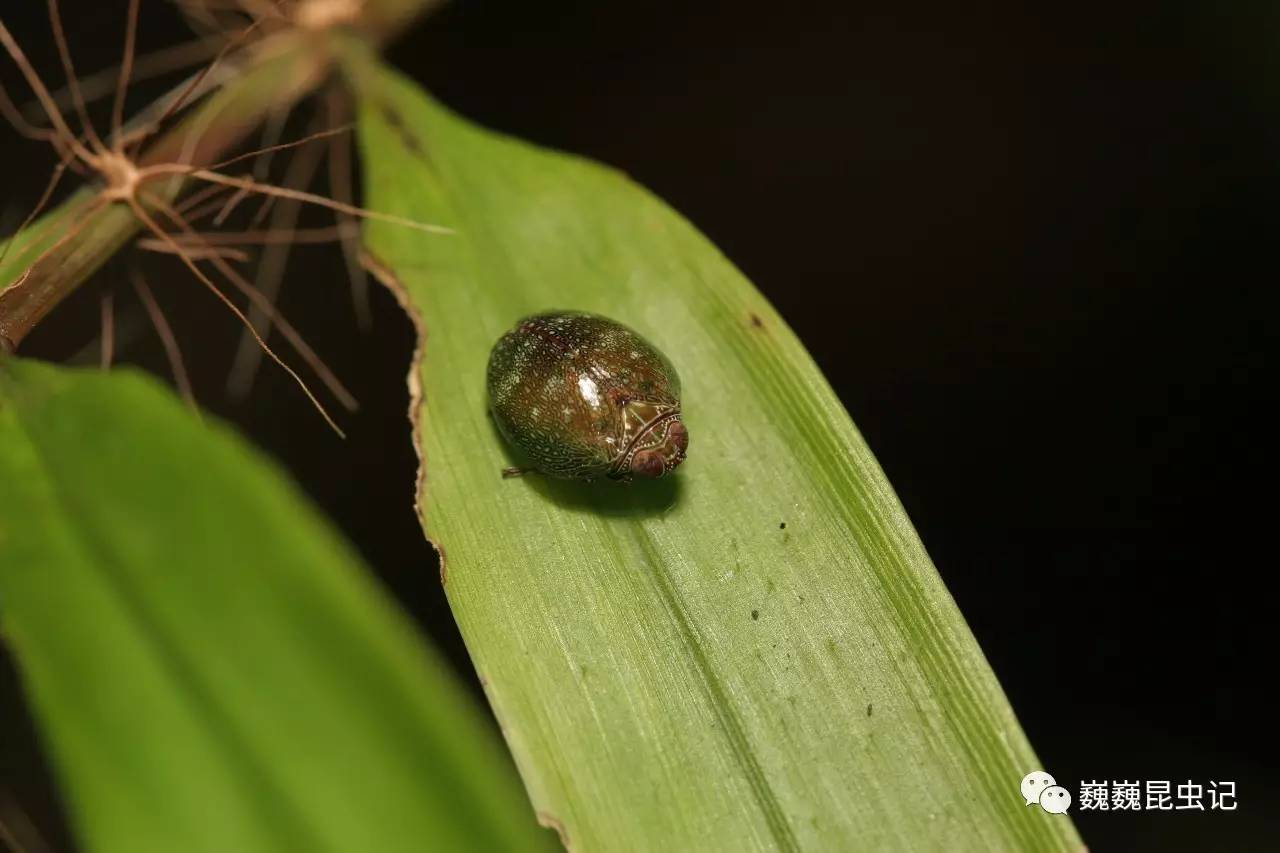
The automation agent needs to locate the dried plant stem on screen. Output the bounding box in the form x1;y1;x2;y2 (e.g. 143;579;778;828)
0;32;331;349
1;0;448;414
3;196;111;290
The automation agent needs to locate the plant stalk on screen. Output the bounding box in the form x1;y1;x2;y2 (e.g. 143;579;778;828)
0;0;444;350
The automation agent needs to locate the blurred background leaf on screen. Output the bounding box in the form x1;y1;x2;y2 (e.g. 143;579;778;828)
351;56;1083;851
0;359;551;853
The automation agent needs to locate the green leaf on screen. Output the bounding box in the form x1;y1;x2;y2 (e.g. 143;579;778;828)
0;360;551;853
351;58;1083;851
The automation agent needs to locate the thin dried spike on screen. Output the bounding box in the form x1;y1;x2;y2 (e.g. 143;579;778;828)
325;89;371;328
34;37;221;121
244;107;290;230
237;3;294;197
228;128;326;399
46;0;106;153
158;232;361;412
155;224;357;246
0;19;93;161
110;0;142;146
173;0;222;32
0;81;58;142
65;155;91;176
247;191;279;229
128;194;346;437
238;127;348;230
237;0;290;21
184;0;269;31
181;194;240;225
142;192;358;410
213;184;255;225
0;148;74;269
100;292;114;370
157;219;361;412
214;102;297;227
113;68;218;155
135;238;251;263
130;17;263;155
173;180;234;216
252;102;293;180
144;168;455;234
206;124;353;173
131;267;197;413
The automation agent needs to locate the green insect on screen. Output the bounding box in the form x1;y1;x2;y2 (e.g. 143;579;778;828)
486;311;689;482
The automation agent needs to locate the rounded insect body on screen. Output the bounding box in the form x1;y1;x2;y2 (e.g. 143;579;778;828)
486;311;689;482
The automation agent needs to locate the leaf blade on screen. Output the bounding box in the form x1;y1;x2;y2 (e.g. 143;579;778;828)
0;360;550;852
354;60;1082;851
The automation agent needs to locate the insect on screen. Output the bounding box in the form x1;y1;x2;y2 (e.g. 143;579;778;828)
487;311;689;482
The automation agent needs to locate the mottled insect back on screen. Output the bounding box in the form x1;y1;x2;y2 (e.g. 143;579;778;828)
487;311;689;482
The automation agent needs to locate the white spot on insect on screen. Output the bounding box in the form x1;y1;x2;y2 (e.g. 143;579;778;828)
629;350;640;359
577;375;600;407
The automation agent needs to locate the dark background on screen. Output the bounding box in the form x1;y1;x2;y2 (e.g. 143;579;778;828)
2;1;1276;850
